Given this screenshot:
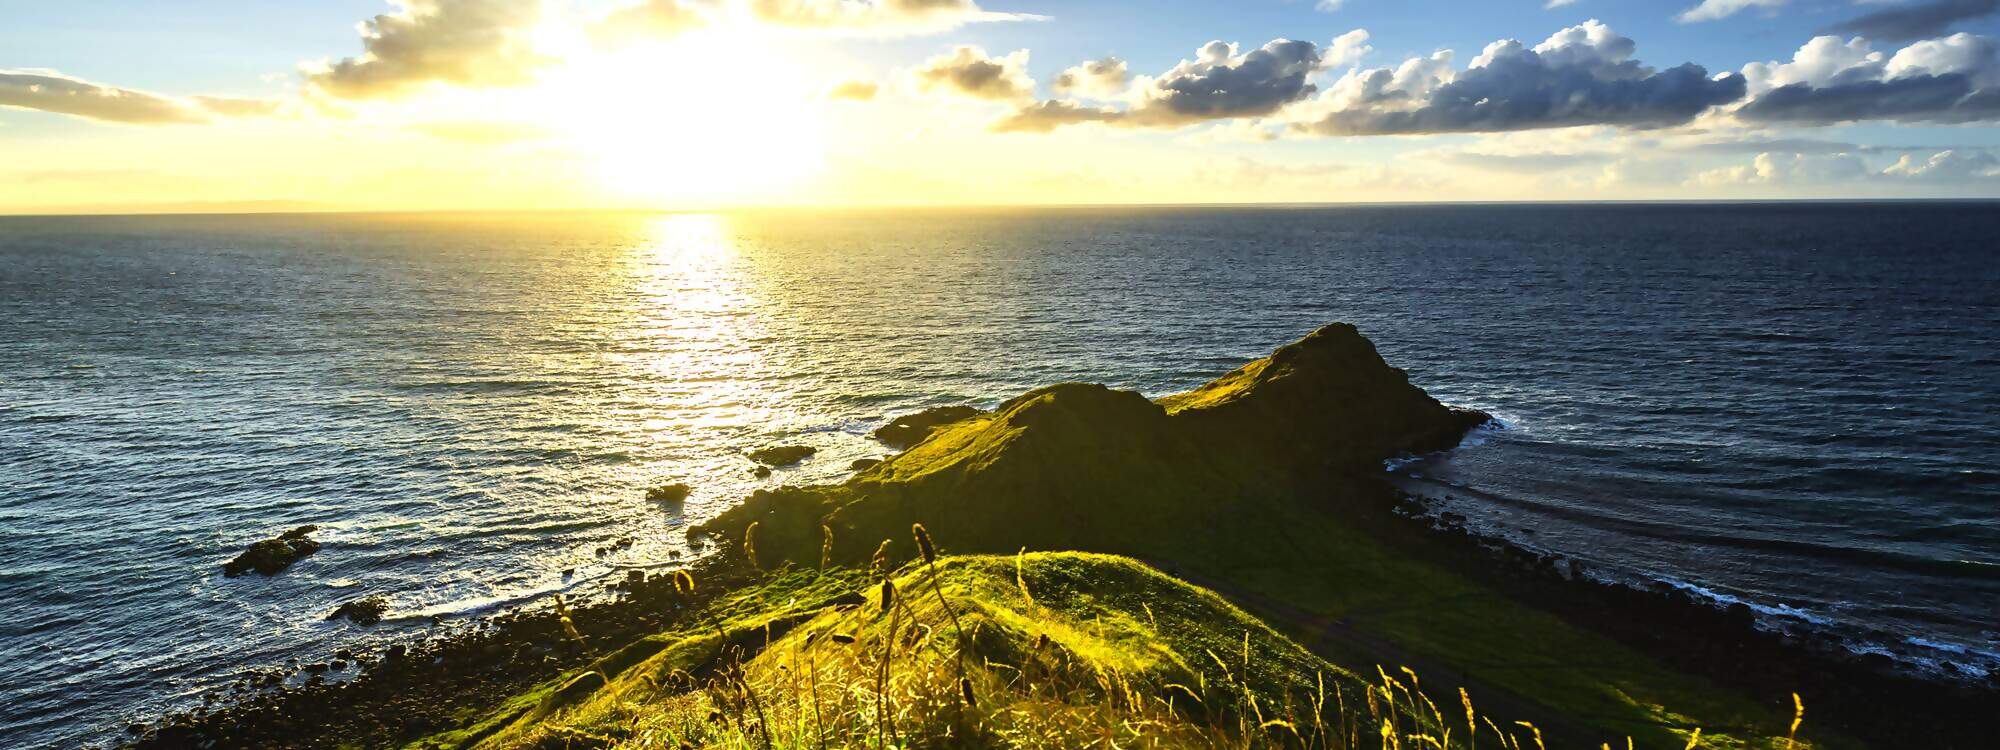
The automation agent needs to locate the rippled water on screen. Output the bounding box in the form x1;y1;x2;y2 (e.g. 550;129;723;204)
1;205;1995;748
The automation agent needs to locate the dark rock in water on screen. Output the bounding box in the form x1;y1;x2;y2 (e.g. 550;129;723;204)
747;445;816;466
222;526;321;577
752;466;773;478
850;458;882;471
327;595;390;626
645;483;690;503
872;405;983;449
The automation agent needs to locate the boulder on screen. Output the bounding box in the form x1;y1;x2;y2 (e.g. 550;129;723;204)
849;458;883;471
327;596;391;626
747;445;816;466
645;483;690;504
872;405;982;449
222;526;321;577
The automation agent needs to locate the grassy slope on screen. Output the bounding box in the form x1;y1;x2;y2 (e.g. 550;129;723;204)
430;553;1475;750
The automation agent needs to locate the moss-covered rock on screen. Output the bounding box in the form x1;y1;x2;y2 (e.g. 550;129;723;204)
871;405;983;449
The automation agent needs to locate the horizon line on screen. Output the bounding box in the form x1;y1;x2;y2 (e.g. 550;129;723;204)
6;196;2000;219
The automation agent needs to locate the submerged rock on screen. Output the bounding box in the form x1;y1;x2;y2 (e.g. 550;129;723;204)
872;405;982;449
645;483;690;504
747;445;816;466
327;595;390;626
222;526;321;577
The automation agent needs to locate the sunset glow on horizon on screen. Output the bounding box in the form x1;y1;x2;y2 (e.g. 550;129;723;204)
5;0;2000;213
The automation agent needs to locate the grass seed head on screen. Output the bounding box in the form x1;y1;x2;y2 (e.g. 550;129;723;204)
870;539;893;579
912;523;937;564
673;570;696;596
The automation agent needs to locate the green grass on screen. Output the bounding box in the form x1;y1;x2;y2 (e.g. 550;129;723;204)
424;554;1819;750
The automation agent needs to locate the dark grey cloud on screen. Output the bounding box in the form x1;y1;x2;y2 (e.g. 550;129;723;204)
0;70;272;124
1147;40;1323;122
1827;0;2000;44
1737;73;2000;123
1301;22;1745;136
1735;33;2000;125
307;0;550;99
994;39;1323;132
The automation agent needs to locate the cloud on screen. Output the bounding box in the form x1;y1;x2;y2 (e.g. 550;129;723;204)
305;0;551;99
826;79;881;100
992;100;1122;132
997;38;1324;132
1051;57;1130;99
1677;0;1785;23
591;0;712;46
1297;20;1746;135
1325;29;1373;69
748;0;1044;34
1882;148;2000;179
1545;0;1580;8
1136;39;1323;122
0;69;272;124
1691;147;2000;186
1736;33;2000;124
1691;151;1869;185
911;46;1034;101
1827;0;2000;44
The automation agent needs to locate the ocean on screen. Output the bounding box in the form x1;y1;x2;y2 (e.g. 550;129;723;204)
1;204;1995;748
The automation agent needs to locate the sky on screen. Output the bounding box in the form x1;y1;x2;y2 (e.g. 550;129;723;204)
4;0;2000;212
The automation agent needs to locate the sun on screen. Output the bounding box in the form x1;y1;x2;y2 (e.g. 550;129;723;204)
536;27;828;203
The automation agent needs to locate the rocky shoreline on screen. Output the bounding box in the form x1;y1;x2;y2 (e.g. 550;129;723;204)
120;324;1997;749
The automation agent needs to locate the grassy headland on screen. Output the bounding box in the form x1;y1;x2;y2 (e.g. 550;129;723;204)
131;324;1988;749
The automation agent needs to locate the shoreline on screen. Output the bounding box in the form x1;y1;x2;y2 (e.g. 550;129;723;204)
1387;431;2000;685
118;475;2000;749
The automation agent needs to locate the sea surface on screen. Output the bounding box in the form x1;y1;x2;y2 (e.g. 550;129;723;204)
1;205;1996;748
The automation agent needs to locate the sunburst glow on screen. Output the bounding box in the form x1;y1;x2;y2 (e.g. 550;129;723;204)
537;28;827;202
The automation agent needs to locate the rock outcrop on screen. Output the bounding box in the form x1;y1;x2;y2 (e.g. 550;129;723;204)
645;483;690;504
746;445;816;466
223;526;321;577
327;596;390;626
871;405;983;449
695;323;1490;570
